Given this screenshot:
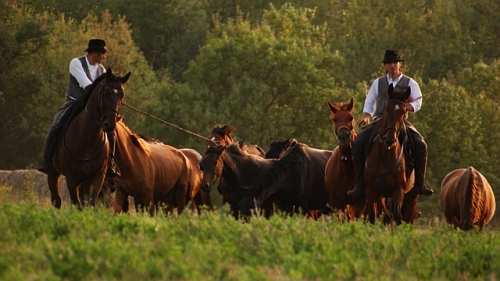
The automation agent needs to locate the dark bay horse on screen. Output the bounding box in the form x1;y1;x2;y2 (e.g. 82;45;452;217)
324;97;366;220
364;84;418;224
202;124;265;205
440;167;496;231
265;138;298;159
199;142;276;219
250;142;332;217
112;120;196;215
48;69;130;209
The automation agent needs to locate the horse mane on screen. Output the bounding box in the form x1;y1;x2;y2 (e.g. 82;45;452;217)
464;166;484;227
137;133;164;144
81;73;107;106
115;121;150;154
211;124;235;140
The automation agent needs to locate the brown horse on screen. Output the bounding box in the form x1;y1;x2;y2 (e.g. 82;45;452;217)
324;97;366;220
112;120;195;215
202;124;265;204
200;142;275;219
48;69;130;209
364;84;418;224
440;167;496;231
179;148;213;211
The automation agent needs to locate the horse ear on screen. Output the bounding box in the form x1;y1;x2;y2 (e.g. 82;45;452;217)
269;137;275;145
238;140;245;148
327;100;338;114
347;97;354;111
105;68;113;80
121;72;131;84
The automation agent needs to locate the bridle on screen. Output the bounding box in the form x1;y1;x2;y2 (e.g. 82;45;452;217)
85;79;124;124
380;99;407;143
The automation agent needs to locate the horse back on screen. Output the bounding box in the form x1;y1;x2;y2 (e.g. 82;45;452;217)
440;167;496;230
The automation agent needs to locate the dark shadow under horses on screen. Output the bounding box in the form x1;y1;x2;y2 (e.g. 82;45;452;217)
48;69;130;209
363;84;419;224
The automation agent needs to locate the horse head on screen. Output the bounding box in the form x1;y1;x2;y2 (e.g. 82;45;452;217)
380;85;410;148
87;68;131;133
265;137;298;159
328;97;355;147
199;145;226;192
206;124;235;148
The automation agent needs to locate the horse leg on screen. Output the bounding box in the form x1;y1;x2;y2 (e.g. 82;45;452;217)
366;196;377;224
392;188;405;225
66;181;83;210
47;170;62;209
114;188;128;214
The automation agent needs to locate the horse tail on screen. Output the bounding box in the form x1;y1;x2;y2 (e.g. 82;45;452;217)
461;166;483;230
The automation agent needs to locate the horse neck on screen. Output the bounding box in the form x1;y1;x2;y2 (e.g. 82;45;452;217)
64;102;106;149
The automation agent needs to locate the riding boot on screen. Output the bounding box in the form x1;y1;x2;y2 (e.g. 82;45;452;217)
106;131;120;178
413;156;434;196
37;125;59;174
346;156;366;198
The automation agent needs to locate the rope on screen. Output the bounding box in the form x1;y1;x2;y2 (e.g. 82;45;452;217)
121;103;217;145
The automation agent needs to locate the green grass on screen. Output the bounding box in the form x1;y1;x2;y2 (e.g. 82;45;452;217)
0;185;499;280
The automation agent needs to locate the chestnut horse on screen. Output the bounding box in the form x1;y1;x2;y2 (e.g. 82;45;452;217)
48;69;130;209
440;167;496;231
364;85;418;224
179;148;213;211
324;97;366;220
112;120;196;215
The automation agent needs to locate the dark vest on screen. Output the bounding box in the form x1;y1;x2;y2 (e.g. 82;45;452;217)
373;75;410;119
65;56;105;101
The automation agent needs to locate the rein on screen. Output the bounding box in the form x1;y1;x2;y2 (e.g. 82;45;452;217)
85;81;122;124
122;102;218;145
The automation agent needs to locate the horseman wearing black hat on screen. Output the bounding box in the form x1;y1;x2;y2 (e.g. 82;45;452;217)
38;39;121;179
346;49;434;200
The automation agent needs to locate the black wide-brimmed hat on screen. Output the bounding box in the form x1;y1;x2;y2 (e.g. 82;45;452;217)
84;39;107;53
382;49;404;63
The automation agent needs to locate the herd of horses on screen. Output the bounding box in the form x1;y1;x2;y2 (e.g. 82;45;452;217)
45;70;496;231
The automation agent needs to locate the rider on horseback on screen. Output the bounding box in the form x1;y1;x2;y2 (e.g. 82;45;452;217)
37;39;120;179
346;49;434;199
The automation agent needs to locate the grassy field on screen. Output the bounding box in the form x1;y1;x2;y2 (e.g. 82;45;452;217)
0;179;499;281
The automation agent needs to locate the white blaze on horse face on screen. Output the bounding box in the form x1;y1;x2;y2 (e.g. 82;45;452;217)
211;137;216;141
394;104;400;111
114;89;118;94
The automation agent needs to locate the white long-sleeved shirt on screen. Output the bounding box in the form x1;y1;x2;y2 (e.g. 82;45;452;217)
362;73;422;117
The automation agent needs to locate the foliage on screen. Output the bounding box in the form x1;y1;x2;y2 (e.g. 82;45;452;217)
142;4;344;152
0;201;499;280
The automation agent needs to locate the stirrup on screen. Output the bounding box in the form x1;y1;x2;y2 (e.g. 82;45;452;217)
106;164;121;178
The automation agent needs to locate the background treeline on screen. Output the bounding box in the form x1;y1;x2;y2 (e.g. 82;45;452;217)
2;0;500;200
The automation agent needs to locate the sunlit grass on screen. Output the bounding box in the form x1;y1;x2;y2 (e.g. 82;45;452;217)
0;181;499;280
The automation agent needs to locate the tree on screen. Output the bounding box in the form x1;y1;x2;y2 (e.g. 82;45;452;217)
138;4;344;153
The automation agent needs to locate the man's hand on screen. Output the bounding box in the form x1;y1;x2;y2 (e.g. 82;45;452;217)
357;113;371;128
